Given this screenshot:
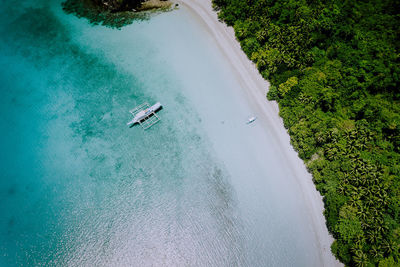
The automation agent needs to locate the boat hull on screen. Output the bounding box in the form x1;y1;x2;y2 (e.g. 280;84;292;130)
127;102;162;126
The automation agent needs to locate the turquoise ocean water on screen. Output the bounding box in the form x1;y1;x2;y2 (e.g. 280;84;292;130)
0;1;326;266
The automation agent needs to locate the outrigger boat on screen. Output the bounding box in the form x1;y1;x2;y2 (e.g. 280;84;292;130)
127;102;162;129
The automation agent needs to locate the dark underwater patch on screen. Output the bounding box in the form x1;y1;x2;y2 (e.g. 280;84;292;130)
62;0;149;28
7;186;16;196
1;5;146;143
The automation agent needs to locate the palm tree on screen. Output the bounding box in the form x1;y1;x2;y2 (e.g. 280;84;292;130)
367;229;382;245
353;250;369;267
382;239;397;255
370;245;384;259
365;196;375;208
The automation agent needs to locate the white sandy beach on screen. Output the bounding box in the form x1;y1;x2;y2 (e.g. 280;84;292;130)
178;0;342;265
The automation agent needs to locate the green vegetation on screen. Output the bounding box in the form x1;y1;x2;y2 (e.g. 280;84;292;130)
62;0;173;28
212;0;400;265
62;0;148;28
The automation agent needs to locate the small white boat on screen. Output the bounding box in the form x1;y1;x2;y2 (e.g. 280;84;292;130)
247;116;257;124
127;102;162;127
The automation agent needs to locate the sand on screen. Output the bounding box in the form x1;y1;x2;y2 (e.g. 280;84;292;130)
177;0;342;265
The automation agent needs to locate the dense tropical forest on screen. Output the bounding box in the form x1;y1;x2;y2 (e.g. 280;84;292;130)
212;0;399;266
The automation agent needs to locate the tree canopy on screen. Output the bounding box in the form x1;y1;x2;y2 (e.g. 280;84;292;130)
62;0;149;28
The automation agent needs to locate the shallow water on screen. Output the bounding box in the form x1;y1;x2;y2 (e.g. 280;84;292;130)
1;1;324;266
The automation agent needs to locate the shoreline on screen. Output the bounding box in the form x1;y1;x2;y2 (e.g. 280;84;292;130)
178;0;341;265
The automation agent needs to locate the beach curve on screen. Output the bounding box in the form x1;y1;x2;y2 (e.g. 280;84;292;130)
178;0;342;265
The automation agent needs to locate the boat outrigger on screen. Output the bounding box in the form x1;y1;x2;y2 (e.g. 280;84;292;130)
127;102;162;129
